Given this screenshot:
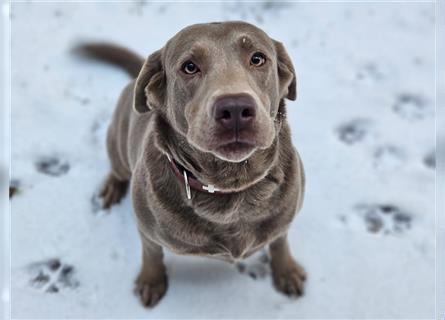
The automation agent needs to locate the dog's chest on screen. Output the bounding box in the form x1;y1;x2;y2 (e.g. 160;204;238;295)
158;210;280;261
148;162;290;260
170;225;263;260
210;223;262;260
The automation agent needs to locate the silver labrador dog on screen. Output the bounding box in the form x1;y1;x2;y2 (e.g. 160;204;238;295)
77;21;306;307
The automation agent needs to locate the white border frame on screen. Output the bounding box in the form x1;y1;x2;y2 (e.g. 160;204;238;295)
2;1;441;319
2;1;11;320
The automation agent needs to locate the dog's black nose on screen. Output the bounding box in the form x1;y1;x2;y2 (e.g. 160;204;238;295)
213;94;257;131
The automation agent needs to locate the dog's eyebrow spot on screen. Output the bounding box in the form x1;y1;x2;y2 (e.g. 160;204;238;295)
237;35;273;55
238;35;254;49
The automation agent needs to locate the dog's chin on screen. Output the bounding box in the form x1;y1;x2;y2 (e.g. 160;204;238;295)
187;126;275;163
212;142;257;163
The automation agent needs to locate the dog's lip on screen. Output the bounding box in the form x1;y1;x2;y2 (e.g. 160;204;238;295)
216;141;256;154
215;131;259;146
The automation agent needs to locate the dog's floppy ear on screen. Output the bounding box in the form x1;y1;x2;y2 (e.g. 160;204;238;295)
273;40;297;101
133;49;165;113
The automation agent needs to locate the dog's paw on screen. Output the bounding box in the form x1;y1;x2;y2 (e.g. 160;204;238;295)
134;274;168;308
271;259;307;298
99;174;128;210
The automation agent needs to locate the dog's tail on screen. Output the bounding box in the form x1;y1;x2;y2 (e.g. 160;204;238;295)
72;42;144;78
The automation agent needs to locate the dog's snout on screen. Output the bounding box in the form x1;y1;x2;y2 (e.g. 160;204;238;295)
213;94;257;131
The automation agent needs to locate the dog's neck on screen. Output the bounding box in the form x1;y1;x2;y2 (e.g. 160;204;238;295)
152;110;284;193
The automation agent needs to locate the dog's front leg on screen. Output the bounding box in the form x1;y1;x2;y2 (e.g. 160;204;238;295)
269;234;307;297
135;235;168;307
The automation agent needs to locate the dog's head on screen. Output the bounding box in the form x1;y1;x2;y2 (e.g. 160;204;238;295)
134;21;296;163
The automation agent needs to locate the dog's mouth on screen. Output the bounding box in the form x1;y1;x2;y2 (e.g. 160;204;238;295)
211;132;258;162
217;141;256;156
186;109;275;162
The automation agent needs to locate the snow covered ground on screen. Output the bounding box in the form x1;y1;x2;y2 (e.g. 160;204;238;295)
9;2;436;319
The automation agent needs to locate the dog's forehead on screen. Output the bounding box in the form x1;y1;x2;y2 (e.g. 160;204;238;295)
164;22;274;60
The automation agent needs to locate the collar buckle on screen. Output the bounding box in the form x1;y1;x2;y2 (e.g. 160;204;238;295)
202;184;219;193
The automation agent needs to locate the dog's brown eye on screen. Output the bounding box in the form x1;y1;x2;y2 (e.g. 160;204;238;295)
182;61;199;74
250;52;266;67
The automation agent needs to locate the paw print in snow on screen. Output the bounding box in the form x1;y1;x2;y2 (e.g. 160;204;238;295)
393;94;433;121
236;250;270;280
353;204;413;235
355;62;385;84
373;145;406;170
28;259;79;293
423;151;435;169
35;156;70;177
336;119;372;145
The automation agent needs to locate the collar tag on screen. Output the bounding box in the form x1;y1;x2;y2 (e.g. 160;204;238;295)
167;153;225;197
183;170;192;199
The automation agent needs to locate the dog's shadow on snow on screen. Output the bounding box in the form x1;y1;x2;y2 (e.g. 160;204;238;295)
167;252;269;287
168;258;239;286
